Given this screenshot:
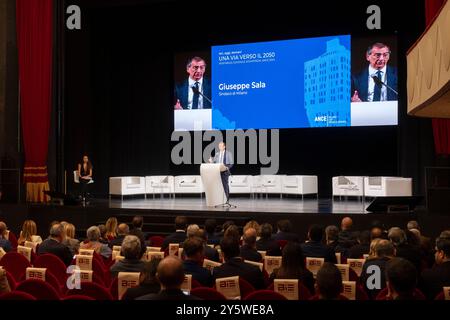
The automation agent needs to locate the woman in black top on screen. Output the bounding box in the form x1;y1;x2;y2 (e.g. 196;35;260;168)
78;155;93;200
271;242;315;295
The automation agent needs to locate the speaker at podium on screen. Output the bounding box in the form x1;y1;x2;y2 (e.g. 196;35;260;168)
366;196;423;213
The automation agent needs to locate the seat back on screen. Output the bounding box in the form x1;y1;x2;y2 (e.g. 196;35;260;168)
239;277;255;299
15;279;61;300
191;287;227;300
244;290;287;300
0;251;32;281
5;271;17;290
0;291;37;300
66;282;113;300
149;236;165;247
34;253;68;287
22;269;63;296
268;281;312;300
62;294;95;300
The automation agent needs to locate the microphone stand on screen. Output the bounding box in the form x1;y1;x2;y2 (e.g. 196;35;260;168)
372;76;398;96
192;86;213;106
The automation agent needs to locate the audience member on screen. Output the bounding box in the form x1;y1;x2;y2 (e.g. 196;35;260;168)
195;229;220;262
80;226;112;259
62;223;80;256
388;227;421;272
301;225;336;263
0;269;11;295
315;263;343;300
386;258;418;300
186;224;200;238
17;220;42;246
240;228;262;262
129;216;147;258
204;219;220;245
97;224;109;244
37;223;73;266
347;230;371;259
123;259;161;300
109;223;129;248
182;237;213;286
162;216;187;250
137;256;201;300
256;223;281;256
212;237;265;289
0;222;12;252
274;220;299;242
105;217;118;241
110;235;146;278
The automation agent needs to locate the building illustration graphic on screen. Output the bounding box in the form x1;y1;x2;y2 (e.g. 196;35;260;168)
304;38;351;127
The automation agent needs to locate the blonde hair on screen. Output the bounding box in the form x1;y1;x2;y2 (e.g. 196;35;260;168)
368;238;383;259
64;223;76;239
105;217;118;239
244;220;260;236
18;220;37;245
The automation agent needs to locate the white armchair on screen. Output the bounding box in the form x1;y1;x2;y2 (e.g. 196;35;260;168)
109;177;146;199
229;175;253;194
282;175;318;198
332;176;365;198
252;175;284;198
174;176;203;195
145;176;175;198
364;177;412;197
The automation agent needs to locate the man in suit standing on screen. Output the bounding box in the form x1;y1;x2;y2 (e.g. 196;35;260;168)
351;42;398;102
209;142;233;202
174;56;211;110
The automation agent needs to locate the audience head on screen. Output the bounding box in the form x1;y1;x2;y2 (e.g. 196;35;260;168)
244;220;260;236
440;230;450;239
370;220;386;239
222;220;235;232
105;217;118;237
194;229;208;243
48;221;60;233
308;224;323;242
156;256;185;290
175;216;188;231
204;219;217;234
131;216;144;229
186;224;200;238
121;235;142;260
316;263;343;300
49;223;66;242
388;227;407;246
86;226;101;242
435;236;450;264
220;236;240;261
325;225;339;244
140;259;161;285
243;228;257;248
405;229;420;247
386;258;417;299
259;223;273;240
224;225;240;242
279;242;306;276
117;223;130;236
375;239;396;258
98;224;107;239
406;220;420;231
341;217;353;231
64;223;76;239
183;237;205;262
277;220;293;233
369;238;383;258
20;220;38;241
358;230;371;245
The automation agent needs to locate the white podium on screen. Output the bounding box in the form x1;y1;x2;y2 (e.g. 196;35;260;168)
200;163;226;207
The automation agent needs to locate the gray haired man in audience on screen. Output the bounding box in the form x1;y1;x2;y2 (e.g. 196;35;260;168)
80;226;112;259
110;235;146;278
37;223;73;266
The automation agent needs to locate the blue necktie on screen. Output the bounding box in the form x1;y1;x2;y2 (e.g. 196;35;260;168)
192;82;199;109
373;70;382;102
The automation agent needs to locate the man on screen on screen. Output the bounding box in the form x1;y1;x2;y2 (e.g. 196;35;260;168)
174;56;211;110
209;142;233;202
351;42;398;102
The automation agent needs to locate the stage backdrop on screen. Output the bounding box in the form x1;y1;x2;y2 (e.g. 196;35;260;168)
62;0;433;197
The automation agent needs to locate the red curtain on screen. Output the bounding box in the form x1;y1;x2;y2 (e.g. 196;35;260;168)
425;0;450;155
16;0;53;202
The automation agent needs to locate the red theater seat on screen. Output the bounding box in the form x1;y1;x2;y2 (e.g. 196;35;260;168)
0;252;31;281
34;253;68;287
149;236;165;247
191;287;227;300
244;290;287;300
15;279;61;300
0;291;37;300
66;282;113;300
267;281;312;300
62;294;95;301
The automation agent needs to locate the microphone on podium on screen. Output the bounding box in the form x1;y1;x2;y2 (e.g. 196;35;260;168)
191;85;213;105
371;75;398;96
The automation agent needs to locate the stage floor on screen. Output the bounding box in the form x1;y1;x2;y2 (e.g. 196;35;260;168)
105;196;371;215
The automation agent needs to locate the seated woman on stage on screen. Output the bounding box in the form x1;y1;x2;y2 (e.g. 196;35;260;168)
78;154;93;200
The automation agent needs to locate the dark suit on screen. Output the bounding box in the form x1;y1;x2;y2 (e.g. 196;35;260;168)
162;231;186;250
122;282;160;300
212;150;233;202
174;77;211;109
110;258;147;278
300;241;337;263
212;257;265;290
0;239;12;252
109;235;126;248
206;232;221;246
137;288;202;300
395;244;422;272
256;238;282;256
183;259;213;287
351;66;398;101
37;238;73;266
240;245;262;262
420;261;450;299
273;231;300;243
204;245;220;262
347;243;370;259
